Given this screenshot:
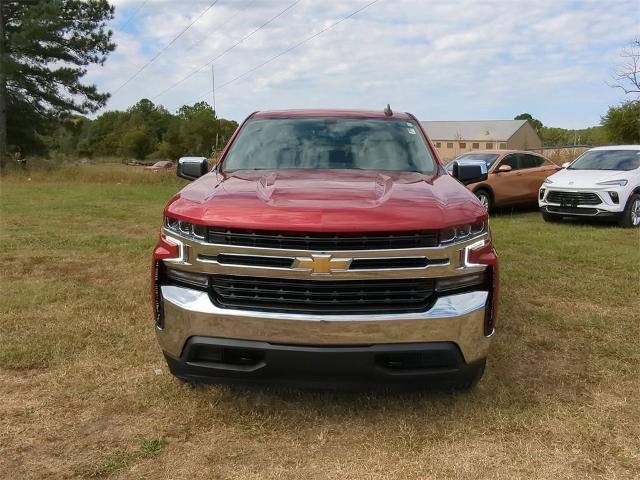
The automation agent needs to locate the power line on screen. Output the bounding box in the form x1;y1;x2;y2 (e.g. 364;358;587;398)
152;0;301;101
183;0;257;54
118;0;149;32
119;1;258;76
112;0;220;95
188;0;381;105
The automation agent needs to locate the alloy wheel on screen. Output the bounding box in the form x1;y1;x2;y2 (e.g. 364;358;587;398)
632;198;640;226
476;192;490;209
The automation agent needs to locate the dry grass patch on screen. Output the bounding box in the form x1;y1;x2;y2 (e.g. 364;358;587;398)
0;172;639;479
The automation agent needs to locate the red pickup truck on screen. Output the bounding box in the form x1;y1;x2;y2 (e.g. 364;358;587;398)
152;109;499;389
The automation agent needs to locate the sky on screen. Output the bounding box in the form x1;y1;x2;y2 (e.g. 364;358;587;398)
87;0;640;129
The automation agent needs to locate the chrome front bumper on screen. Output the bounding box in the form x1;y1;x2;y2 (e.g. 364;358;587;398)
157;285;492;364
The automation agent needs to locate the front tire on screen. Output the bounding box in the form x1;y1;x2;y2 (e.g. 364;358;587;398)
618;194;640;228
474;189;492;211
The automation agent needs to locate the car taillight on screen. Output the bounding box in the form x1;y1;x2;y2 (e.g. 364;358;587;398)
151;234;180;327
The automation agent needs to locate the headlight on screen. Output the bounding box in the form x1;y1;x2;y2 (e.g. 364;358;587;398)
440;221;485;244
543;178;553;185
165;216;207;240
596;179;628;187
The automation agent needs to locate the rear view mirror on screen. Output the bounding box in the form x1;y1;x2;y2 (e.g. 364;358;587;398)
497;164;512;173
452;162;488;185
177;157;209;181
561;162;570;168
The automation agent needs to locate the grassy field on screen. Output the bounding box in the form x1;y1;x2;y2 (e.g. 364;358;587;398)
1;166;639;479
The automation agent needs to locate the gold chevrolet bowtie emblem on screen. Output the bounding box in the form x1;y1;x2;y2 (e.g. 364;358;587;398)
293;254;352;275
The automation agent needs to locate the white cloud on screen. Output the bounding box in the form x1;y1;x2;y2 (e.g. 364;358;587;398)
85;0;639;128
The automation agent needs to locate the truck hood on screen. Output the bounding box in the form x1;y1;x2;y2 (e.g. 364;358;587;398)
166;169;485;232
546;168;632;188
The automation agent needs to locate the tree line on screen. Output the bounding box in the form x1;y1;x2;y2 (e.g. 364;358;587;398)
46;99;238;161
515;100;640;147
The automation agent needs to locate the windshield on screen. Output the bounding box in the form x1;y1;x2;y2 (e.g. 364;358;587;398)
446;153;499;171
222;118;436;174
569;150;640;171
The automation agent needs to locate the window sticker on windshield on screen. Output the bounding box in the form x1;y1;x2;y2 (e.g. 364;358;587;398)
407;128;416;135
406;122;413;127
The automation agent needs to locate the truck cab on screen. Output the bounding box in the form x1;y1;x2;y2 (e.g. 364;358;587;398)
152;109;498;389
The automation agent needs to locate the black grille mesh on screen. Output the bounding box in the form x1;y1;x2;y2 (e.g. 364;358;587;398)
547;191;601;205
207;228;439;250
209;275;436;314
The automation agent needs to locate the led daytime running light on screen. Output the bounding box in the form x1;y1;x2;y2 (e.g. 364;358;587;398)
441;221;485;244
165;217;207;240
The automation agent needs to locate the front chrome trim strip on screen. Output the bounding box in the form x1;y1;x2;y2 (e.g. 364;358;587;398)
542;206;603;217
161;285;489;322
162;228;489;280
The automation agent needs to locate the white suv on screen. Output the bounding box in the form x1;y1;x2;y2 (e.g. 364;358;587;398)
539;145;640;228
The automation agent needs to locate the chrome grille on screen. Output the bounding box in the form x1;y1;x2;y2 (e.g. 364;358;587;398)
546;191;601;206
209;275;436;314
207;228;439;250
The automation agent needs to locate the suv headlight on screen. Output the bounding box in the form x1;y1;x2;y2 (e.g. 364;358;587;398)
440;220;486;244
596;179;628;187
165;216;207;240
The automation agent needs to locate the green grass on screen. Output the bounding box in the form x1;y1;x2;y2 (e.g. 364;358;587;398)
0;168;639;479
140;438;165;456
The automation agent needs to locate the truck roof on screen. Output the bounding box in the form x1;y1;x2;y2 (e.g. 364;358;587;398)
251;109;414;120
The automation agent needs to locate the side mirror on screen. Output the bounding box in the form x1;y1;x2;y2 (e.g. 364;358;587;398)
561;162;570;168
452;162;488;185
177;157;209;181
497;164;512;173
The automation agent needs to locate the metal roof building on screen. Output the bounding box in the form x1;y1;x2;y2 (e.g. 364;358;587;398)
421;120;542;161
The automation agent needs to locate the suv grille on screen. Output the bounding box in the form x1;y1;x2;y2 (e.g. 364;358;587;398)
547;191;601;206
209;275;436;314
207;228;439;250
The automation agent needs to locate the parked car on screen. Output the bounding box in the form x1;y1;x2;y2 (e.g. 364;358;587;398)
447;150;560;210
151;108;499;389
539;145;640;227
145;160;174;171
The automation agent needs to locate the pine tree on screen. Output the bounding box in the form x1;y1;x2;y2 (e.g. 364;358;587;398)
0;0;115;168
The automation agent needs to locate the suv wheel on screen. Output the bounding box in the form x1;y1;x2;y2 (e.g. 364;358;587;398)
619;194;640;228
474;189;492;211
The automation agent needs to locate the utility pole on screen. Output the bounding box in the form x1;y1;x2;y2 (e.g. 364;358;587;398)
212;64;219;153
211;64;216;118
0;0;8;172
